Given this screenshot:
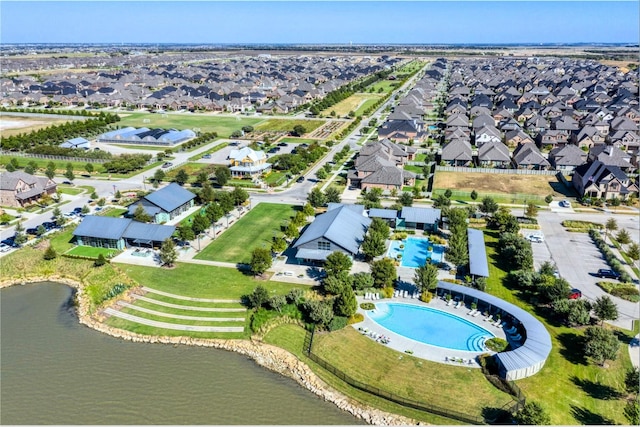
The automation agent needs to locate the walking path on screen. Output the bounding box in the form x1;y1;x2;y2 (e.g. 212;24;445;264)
103;308;244;332
116;301;244;322
630;334;640;369
134;295;246;312
142;286;241;303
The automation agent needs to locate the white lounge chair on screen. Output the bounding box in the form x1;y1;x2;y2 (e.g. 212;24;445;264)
473;311;481;317
493;319;503;327
484;315;494;322
376;293;380;300
446;298;453;306
467;309;476;315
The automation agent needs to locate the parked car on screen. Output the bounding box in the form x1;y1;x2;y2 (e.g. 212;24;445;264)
202;154;212;159
41;221;56;230
162;162;173;168
278;142;287;147
1;236;17;248
596;269;620;279
0;243;11;252
527;235;544;243
559;200;571;208
569;288;582;299
26;227;39;235
73;207;83;214
296;176;305;183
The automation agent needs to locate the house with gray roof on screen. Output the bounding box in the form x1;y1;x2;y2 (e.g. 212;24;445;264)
0;171;57;208
512;143;550;170
441;139;473;167
126;182;196;223
73;215;176;250
477;140;511;168
293;204;371;262
60;137;90;149
588;145;635;172
548;144;587;173
573;160;638;200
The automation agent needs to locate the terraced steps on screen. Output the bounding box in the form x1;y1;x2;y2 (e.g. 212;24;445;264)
104;308;245;333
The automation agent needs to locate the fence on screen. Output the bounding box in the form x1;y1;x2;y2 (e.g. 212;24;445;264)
303;328;487;424
0;151;109;163
431;188;547;203
435;166;557;176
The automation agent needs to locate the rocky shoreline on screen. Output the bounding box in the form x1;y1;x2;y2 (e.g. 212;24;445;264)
0;278;419;425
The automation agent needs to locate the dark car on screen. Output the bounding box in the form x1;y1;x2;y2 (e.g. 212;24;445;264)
296;176;305;183
42;221;57;230
277;142;287;147
597;269;620;279
26;227;39;235
1;236;17;247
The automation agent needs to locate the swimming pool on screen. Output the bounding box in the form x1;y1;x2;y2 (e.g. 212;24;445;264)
387;237;444;268
368;302;494;351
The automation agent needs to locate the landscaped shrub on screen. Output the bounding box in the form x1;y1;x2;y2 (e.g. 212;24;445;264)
328;316;348;331
590;229;632;282
381;286;394;298
420;291;433;303
391;232;408;240
104;283;129;300
563;220;603;232
596;281;640;302
348;313;364;324
485;338;509;352
360;302;375;310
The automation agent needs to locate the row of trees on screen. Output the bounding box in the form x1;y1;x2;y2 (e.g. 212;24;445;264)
0;106;107;117
272;143;328;176
307;186;342;208
102;153;153;174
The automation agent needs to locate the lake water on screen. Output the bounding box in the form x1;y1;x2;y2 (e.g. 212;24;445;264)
1;282;362;425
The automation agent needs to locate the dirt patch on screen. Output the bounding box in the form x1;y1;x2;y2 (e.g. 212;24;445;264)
433;171;559;196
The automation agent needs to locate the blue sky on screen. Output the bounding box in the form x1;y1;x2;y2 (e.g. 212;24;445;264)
1;1;638;44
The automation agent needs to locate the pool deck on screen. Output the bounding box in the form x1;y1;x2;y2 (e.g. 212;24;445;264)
353;295;509;368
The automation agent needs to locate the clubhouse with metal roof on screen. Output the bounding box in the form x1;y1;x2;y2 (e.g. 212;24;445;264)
126;183;196;223
73;216;176;249
437;281;552;380
98;127;196;146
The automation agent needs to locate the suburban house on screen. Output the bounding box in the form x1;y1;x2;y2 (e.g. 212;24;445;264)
397;206;441;231
98;127;196;146
293;204;371;262
587;145;635;173
126;182;196;223
573;160;638;200
0;171;57;207
73;215;176;249
548;144;588;173
347;140;417;190
228;146;272;177
441;139;473;167
512;143;551;170
477;140;511;168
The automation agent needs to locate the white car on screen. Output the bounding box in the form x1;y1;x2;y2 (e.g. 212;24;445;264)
527;235;544;243
559;200;571;208
0;243;11;252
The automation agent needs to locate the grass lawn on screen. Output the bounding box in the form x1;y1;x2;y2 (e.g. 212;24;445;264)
57;185;85;195
163;162;213;182
363;80;398;94
403;165;424;174
263;171;288;185
187;141;229;161
254;119;325;134
310;327;512;422
104;316;248;339
117;113;264;138
194;203;297;264
321;93;383;117
119;262;305;299
433;171;561;198
277;137;318;144
48;225;77;253
0;155;99;175
99;207;128;218
482;230;634;425
65;245;120;258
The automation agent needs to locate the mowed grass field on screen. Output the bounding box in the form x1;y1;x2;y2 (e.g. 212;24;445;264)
433;171;561;197
117;113;263;137
311;327;513;421
0;115;77;137
321;93;383;117
254;119;325;134
195;203;297;264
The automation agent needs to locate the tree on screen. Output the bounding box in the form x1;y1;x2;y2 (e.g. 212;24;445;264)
271;236;288;253
490;207;520;234
545;194;553;204
247;285;270;308
525;202;539;219
627;242;640;267
284;221;299;239
303;300;334;327
514;401;551;425
195;171;209;187
370;258;396;288
85;163;94;174
351;272;374;290
90;191;98;200
250;247;272;276
36;224;46;236
593;295;619;325
334;286;357;317
605;217;618;242
97;198;106;207
81;205;90;214
470;189;478;201
64;163;75;182
191;214;209;236
292;124;306;136
24;162;36;175
307;187;326;208
43;245;57;260
444;189;452;198
616;228;631;245
414;263;438;294
205;202;224;224
398;191;413;207
216;191;234;214
175;169;189;185
432;194;451;209
302;203;315;217
269;295;286;313
153;168;165;183
316;169;328;180
241;125;254;133
200;182;215;203
361;231;386;261
583;326;620;366
362;187;383;209
230;186;249;206
215;166;231;186
324;186;341;204
609;197;622;211
323;272;349;295
159;238;178;267
325;252;353;277
230;130;243;138
45;161;56;179
625;368;639;395
13;221;27;246
177;224;195;243
479;196;499;216
369;217;390;237
132;203;152;223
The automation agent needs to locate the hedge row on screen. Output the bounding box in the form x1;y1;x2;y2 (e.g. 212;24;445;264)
589;229;632;283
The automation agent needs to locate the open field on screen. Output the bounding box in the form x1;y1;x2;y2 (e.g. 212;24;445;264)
277;137;318;144
0;115;74;137
482;230;635;425
363;80;398;94
433;171;563;198
321;93;383;117
194;203;297;264
116;113;263;137
254;119;325;134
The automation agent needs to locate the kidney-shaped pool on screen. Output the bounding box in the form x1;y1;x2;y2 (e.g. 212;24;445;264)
368;302;494;351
